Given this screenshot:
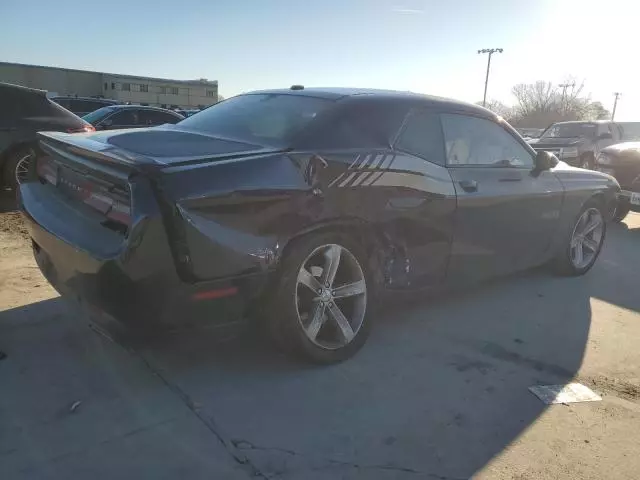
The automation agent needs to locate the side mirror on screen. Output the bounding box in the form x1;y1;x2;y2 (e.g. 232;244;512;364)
598;132;612;140
534;150;558;172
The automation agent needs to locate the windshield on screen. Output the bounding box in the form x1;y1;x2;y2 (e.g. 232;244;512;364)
540;122;597;139
82;106;116;124
177;94;332;146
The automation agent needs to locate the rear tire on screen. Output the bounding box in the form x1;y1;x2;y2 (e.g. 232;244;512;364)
266;231;373;364
2;146;35;191
553;199;606;276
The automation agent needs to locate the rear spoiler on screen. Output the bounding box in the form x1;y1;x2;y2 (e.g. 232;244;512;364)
0;81;47;96
38;131;159;170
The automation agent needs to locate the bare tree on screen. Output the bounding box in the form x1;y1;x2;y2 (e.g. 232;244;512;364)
512;81;557;117
476;99;513;119
510;79;608;128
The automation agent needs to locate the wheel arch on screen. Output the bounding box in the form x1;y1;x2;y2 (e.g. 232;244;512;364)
277;217;395;289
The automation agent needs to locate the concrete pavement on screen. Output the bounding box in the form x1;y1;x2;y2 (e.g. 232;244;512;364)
2;215;640;479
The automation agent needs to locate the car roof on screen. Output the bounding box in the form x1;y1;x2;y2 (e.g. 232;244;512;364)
106;104;183;114
53;96;118;102
245;87;494;117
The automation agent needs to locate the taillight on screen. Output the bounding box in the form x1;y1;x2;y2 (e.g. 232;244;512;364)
67;125;95;133
106;201;131;227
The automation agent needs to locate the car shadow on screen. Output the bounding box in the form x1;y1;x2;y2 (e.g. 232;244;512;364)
588;219;640;313
0;190;17;213
102;266;594;479
7;229;634;478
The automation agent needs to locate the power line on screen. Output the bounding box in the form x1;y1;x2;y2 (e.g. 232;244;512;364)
477;48;503;107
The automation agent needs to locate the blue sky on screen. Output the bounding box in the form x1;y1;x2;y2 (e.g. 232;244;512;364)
2;0;638;120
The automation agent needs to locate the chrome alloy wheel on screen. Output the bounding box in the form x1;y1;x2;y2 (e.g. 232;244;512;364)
295;244;367;350
15;151;35;184
570;207;604;269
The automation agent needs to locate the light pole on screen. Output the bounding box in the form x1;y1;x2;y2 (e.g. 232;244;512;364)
612;92;622;121
478;48;503;107
559;82;575;114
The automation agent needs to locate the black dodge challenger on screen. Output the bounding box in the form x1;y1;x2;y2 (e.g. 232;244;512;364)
19;87;619;363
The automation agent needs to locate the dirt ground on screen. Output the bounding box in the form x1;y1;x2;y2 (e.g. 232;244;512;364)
0;208;57;311
2;197;640;479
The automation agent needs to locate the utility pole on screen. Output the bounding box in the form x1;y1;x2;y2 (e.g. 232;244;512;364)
478;48;503;107
612;92;622;121
559;82;575;114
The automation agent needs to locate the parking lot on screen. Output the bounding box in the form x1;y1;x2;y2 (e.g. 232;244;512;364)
2;199;640;480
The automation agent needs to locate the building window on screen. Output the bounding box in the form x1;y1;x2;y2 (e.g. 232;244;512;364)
140;84;149;93
111;82;115;89
170;87;179;95
159;87;167;94
206;90;215;97
131;84;140;92
104;82;108;91
122;83;131;91
161;104;167;108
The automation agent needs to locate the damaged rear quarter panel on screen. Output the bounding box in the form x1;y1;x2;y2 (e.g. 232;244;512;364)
160;153;321;280
159;149;456;288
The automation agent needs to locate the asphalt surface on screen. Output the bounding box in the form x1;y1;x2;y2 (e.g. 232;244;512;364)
2;212;640;479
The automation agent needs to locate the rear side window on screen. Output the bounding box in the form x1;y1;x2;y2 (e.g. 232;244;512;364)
395;110;445;165
308;101;408;149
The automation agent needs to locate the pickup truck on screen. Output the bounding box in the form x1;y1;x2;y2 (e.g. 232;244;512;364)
528;121;623;169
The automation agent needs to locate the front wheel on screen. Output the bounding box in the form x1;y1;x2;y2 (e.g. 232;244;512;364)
267;232;372;364
553;201;606;276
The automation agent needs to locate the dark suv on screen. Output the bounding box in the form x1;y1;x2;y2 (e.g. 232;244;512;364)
529;121;622;169
51;96;119;116
0;83;94;191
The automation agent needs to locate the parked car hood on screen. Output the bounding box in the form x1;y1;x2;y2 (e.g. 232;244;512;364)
601;142;640;155
38;127;287;168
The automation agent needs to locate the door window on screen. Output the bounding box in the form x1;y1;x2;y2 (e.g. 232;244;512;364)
139;109;180;126
441;114;534;167
395;110;445;165
108;110;139;127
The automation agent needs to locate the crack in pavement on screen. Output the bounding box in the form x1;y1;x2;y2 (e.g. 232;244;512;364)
88;324;268;479
232;439;468;480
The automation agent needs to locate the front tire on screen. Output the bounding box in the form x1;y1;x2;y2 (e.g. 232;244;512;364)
553;200;606;276
267;231;373;364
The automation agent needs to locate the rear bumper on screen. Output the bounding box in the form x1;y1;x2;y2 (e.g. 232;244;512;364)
19;182;270;330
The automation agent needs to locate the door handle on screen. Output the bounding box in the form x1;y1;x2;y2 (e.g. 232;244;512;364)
458;180;478;192
498;176;522;182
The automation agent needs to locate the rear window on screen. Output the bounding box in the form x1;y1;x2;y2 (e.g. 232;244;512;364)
177;94;332;146
82;106;116;124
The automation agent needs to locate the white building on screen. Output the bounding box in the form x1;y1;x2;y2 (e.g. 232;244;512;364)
0;61;218;109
